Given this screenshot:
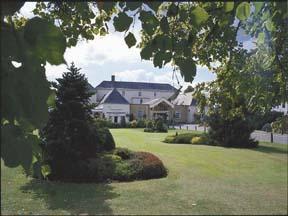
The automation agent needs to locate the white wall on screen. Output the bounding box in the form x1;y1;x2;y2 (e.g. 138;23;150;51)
94;87;175;104
187;106;197;123
272;103;288;115
102;103;130;123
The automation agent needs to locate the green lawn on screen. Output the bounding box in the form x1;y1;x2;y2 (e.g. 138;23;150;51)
1;128;287;215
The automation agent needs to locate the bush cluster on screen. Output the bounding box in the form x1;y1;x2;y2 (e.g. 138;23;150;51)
164;133;208;145
271;115;288;134
207;112;258;148
249;111;283;130
93;118;148;129
48;148;167;182
144;118;168;133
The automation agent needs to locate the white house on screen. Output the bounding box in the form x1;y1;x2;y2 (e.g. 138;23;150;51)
90;75;201;123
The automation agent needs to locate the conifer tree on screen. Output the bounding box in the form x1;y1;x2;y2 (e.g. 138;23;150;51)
41;63;99;179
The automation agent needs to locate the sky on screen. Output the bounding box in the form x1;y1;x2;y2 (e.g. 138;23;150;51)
20;2;255;90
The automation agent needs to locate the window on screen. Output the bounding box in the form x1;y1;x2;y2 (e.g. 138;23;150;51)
138;91;142;96
154;92;156;97
140;98;143;104
137;110;143;118
122;91;125;96
175;111;181;119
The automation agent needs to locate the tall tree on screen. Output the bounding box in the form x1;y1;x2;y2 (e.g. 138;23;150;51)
193;48;284;147
41;63;97;179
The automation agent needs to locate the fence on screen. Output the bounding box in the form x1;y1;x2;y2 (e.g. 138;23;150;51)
171;124;288;144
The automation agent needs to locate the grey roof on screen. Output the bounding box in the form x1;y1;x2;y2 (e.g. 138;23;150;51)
100;88;129;104
172;93;193;106
190;98;197;106
96;81;177;91
87;83;96;93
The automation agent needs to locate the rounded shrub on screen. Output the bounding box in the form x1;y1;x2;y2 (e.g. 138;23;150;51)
133;152;167;179
163;135;176;143
136;119;146;128
145;120;154;129
154;118;168;132
129;120;137;128
190;136;208;144
113;160;142;181
113;147;133;160
144;128;154;133
91;126;115;152
174;133;196;143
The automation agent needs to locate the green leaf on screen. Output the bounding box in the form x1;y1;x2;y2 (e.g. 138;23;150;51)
178;59;196;83
97;2;116;14
236;2;251;21
139;11;159;35
179;8;188;22
140;44;153;60
167;3;178;17
125;2;142;11
113;12;133;32
163;52;172;64
24;17;67;65
2;1;25;16
224;2;234;12
68;38;77;47
265;19;275;32
41;164;51;178
253;2;264;15
257;32;265;44
1;123;33;173
190;6;209;26
1;124;23;167
160;17;169;33
151;34;172;52
47;90;56;109
124;32;137;48
145;1;161;12
153;52;164;68
32;155;38;164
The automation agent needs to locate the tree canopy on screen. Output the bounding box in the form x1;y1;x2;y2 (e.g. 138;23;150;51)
1;1;287;170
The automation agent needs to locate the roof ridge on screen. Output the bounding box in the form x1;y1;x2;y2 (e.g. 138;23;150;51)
102;88;129;104
95;80;177;91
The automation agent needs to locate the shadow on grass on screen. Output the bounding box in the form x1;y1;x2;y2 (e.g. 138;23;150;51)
161;140;288;155
20;179;119;215
252;145;288;155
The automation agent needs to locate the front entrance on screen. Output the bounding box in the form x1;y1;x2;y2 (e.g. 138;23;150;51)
153;112;168;120
149;100;174;122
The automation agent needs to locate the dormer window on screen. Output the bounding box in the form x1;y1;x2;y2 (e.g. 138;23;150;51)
138;91;142;96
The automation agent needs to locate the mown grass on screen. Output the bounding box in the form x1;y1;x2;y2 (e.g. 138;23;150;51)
1;128;287;215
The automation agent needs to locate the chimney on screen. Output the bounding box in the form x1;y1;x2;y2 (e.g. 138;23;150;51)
111;75;115;82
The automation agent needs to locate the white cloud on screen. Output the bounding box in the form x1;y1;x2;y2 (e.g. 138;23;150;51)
114;69;174;84
113;64;216;92
45;63;67;81
19;2;36;18
61;33;141;67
